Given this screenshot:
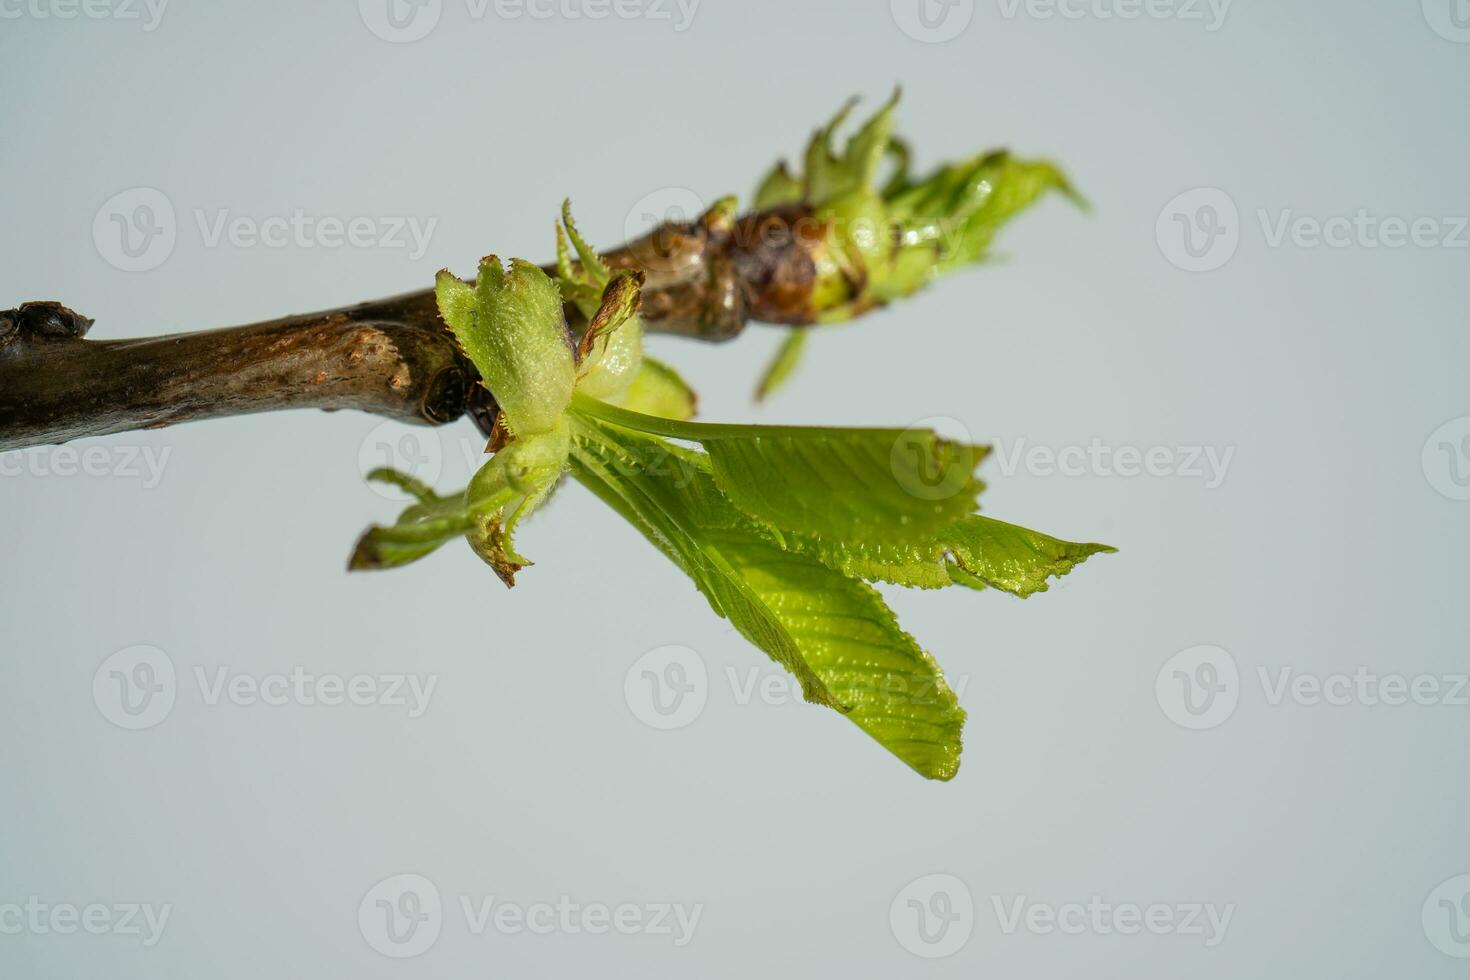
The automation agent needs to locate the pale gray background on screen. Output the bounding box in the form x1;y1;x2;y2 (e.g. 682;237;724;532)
2;1;1468;977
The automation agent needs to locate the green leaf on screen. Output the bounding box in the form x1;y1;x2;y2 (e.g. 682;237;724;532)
753;161;803;209
801;91;900;207
575;272;645;401
568;413;965;779
435;258;575;437
462;422;571;586
348;472;482;572
567;414;841;711
883;151;1083;290
942;515;1115;597
560;199;611;288
754;329;809;402
555;223;604;320
573;397;989;547
350;424;572;584
705;524;965;780
704;430;985;546
619;356;698;420
794;515;1115;597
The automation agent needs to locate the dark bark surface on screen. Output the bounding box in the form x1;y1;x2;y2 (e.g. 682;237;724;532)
0;204;831;451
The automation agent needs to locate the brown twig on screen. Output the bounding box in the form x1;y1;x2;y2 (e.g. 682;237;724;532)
0;204;830;451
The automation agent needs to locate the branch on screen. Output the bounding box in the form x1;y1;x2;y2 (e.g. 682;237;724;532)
0;205;825;451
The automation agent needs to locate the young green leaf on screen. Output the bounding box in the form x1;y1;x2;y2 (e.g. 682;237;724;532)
559;199;611;289
462;421;571;586
575;272;645;402
574;397;989;547
435;258;574;437
568;412;965;779
567;414;842;711
793;514;1115;596
753;161;803;209
743;92;1081;388
348;470;490;572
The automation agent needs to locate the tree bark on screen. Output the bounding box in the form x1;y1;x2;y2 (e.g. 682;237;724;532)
0;204;831;451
